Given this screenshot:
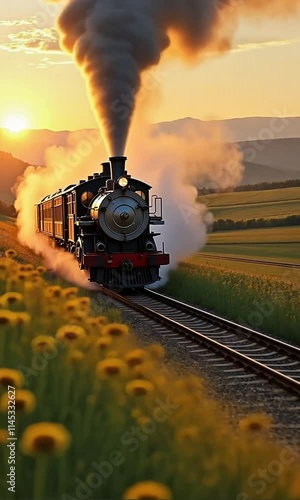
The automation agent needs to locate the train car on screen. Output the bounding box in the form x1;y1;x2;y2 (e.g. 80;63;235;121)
36;156;170;290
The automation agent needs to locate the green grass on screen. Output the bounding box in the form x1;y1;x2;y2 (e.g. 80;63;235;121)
162;263;300;345
198;186;300;207
198;187;300;221
207;226;300;244
188;253;300;282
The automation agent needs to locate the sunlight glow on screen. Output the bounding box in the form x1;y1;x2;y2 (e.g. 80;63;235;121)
3;114;28;133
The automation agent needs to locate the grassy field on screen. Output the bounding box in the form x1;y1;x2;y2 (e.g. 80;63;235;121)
207;226;300;244
188;254;300;282
163;263;300;345
0;220;41;266
2;256;299;499
198;186;300;221
199;186;300;207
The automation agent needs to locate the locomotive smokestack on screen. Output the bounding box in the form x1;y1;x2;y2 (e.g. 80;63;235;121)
109;156;127;181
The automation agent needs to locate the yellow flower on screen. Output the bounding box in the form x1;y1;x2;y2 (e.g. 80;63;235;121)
1;292;24;308
62;287;78;299
21;422;71;456
0;429;8;444
36;266;46;274
239;413;273;433
102;323;129;337
77;297;91;312
94;315;108;325
14;312;31;326
31;335;57;353
67;350;85;364
24;265;34;272
56;325;86;343
176;426;199;444
96;358;127;378
123;481;172;500
63;300;78;314
0;369;24;388
1;390;36;414
46;286;62;299
147;344;165;360
17;273;28;282
5;250;17;259
0;310;16;326
126;349;147;368
125;379;154;397
96;337;112;350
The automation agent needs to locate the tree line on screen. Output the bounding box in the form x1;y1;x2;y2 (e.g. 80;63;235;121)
213;215;300;232
199;178;300;195
0;200;16;218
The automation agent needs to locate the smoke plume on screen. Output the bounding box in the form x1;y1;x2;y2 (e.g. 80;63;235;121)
57;0;299;155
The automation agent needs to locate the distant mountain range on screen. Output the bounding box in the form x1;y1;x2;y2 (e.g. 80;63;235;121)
1;116;300;203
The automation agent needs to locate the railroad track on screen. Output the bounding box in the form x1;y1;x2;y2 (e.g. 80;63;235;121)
195;253;300;269
100;287;300;398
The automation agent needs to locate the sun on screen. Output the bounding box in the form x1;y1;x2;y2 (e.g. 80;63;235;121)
3;114;28;133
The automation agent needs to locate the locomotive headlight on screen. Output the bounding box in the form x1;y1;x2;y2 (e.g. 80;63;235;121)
118;177;128;188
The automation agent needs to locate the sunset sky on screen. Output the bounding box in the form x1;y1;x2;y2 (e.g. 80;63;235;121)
0;0;300;131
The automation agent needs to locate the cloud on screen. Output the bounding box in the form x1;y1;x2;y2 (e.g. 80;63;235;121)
234;38;300;53
0;18;37;27
0;27;60;53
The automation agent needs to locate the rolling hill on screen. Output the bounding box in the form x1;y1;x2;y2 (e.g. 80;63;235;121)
0;151;29;203
0;117;300;201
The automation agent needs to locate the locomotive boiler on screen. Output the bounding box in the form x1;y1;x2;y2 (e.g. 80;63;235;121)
36;156;170;290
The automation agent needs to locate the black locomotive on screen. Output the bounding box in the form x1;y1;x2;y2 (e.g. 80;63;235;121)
36;156;169;289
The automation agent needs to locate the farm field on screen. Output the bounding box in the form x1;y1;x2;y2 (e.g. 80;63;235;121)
188;253;300;282
199;186;300;221
199;186;300;207
163;262;300;344
207;226;300;244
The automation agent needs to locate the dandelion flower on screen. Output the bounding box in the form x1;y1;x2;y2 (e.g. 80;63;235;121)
62;287;78;299
96;358;127;378
1;292;24;308
77;297;91;312
1;390;36;414
24;265;34;272
239;413;273;433
0;429;8;444
0;310;16;326
67;350;85;364
5;250;16;259
14;312;31;326
176;426;199;444
94;315;108;325
123;481;172;500
31;335;57;353
63;300;78;314
126;349;146;368
21;422;71;456
46;286;62;299
0;368;24;388
56;325;86;343
147;344;165;360
96;337;112;350
36;266;46;274
102;323;129;337
125;379;154;397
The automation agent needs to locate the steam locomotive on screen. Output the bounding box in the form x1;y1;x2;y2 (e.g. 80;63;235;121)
36;156;170;289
